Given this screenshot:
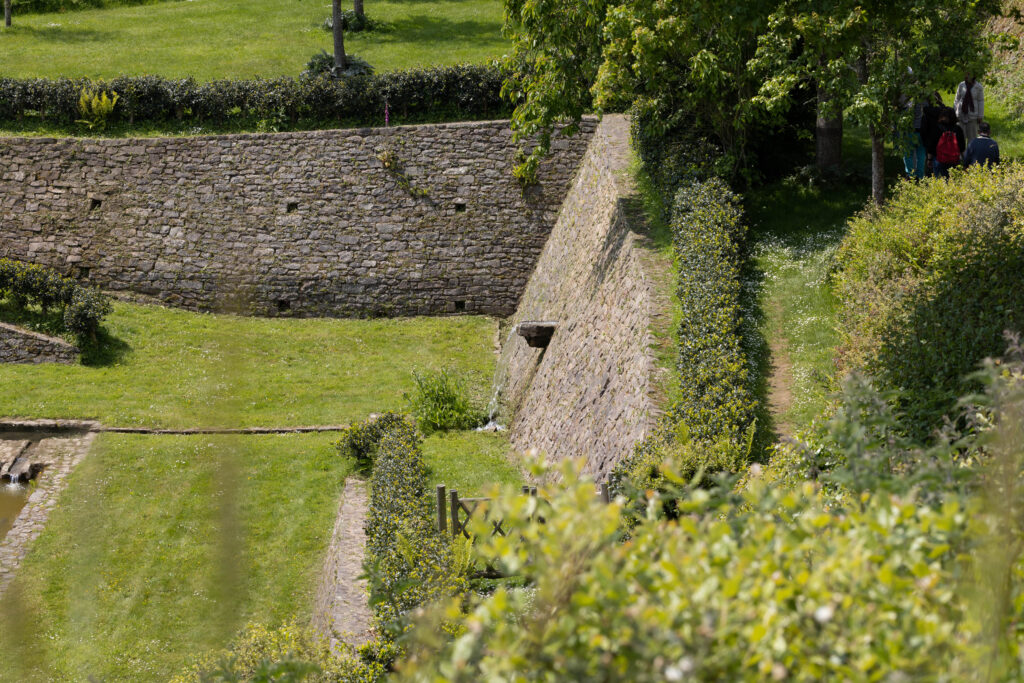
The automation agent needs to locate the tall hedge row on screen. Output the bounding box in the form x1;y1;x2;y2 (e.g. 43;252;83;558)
0;66;509;129
611;178;756;495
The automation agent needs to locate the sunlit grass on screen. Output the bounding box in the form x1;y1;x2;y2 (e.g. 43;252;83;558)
422;430;521;495
0;300;498;429
0;0;506;80
1;432;352;682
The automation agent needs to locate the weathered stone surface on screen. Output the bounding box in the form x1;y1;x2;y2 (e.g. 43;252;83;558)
0;322;79;364
501;115;671;479
0;120;596;318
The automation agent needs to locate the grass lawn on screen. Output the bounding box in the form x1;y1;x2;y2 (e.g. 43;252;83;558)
423;430;520;495
0;0;506;81
0;432;352;682
0;300;498;429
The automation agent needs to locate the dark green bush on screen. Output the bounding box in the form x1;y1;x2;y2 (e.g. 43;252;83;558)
0;258;110;341
0;65;508;130
610;178;756;497
322;11;379;33
358;414;467;634
405;368;485;435
303;51;374;79
335;412;408;471
834;164;1024;438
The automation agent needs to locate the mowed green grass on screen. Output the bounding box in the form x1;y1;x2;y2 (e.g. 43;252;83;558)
0;301;498;428
423;429;520;494
0;0;507;80
0;432;353;682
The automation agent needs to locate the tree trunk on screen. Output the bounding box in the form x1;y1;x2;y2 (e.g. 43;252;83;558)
354;0;364;19
332;0;347;73
870;125;885;206
4;0;11;28
815;84;843;172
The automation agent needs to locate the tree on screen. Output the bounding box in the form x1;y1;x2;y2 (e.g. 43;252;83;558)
354;0;364;20
4;0;11;29
332;0;347;73
754;0;1001;204
501;0;609;183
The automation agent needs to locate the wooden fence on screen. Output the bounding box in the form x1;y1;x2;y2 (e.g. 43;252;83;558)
435;483;611;539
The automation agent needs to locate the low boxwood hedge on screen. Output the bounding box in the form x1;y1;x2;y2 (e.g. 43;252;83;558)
0;65;509;130
0;258;111;341
342;414;466;636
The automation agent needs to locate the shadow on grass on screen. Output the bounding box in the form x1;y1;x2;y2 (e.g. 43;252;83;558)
361;15;501;47
0;300;131;367
2;24;116;44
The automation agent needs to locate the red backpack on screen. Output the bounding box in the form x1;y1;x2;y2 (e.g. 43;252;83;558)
936;130;961;165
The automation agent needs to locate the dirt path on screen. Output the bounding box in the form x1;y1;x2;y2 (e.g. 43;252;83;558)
765;299;797;440
311;477;374;650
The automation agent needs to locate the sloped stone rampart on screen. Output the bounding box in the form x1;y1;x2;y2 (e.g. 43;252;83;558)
0;322;79;364
501;115;670;479
0;120;595;317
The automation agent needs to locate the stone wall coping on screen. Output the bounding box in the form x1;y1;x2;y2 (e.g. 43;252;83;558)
0;322;78;352
0;115;601;146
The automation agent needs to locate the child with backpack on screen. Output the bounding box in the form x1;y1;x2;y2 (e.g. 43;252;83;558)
933;107;966;179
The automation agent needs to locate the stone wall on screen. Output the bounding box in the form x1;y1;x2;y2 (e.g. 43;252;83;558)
500;115;671;479
0;322;79;364
0;120;595;317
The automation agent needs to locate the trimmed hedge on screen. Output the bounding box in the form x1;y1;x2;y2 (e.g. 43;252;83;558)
834;164;1024;437
0;258;111;339
611;178;756;496
348;415;466;634
0;65;509;129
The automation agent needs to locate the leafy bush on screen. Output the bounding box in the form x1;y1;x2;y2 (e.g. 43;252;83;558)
0;258;110;341
834;163;1024;437
0;66;509;131
405;368;485;435
335;411;408;471
322;11;379;33
171;621;384;683
359;415;467;634
303;51;375;79
407;351;1024;683
611;178;756;495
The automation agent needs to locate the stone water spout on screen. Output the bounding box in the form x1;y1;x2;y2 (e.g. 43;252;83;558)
516;321;558;349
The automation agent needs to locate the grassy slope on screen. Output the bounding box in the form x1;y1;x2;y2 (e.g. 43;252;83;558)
1;432;352;682
0;0;506;80
0;301;497;428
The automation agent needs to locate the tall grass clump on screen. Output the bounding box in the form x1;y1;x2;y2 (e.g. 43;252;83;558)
405;368;485;435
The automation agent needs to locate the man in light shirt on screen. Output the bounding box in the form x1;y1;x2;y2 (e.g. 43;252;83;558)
954;73;984;142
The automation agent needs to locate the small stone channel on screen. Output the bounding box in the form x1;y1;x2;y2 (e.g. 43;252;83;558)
0;421;96;592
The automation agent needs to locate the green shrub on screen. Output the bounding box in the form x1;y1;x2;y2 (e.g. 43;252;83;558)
171;622;384;683
322;11;379;33
335;412;408;471
405;368;485;435
0;66;508;131
834;163;1024;437
0;258;110;341
360;415;467;634
303;51;374;79
611;178;757;496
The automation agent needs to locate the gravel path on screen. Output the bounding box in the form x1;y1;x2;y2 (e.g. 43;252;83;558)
311;477;374;649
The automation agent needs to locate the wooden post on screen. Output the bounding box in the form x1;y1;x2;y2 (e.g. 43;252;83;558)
530;486;537;497
521;485;529;495
601;482;610;504
436;484;447;535
450;489;460;538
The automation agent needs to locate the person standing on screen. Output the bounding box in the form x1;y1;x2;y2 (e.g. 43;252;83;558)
902;100;927;180
954;73;984;142
963;121;1000;168
920;92;945;177
933;108;966;179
